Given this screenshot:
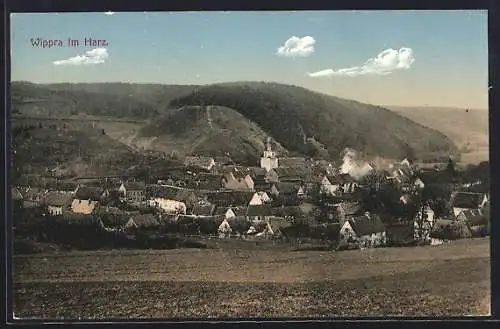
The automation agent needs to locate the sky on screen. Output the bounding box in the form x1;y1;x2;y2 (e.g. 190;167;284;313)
10;10;489;109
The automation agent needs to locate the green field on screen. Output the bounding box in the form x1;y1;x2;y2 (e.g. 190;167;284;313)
12;237;490;319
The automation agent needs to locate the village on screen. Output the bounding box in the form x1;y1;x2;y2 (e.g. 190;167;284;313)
12;137;490;251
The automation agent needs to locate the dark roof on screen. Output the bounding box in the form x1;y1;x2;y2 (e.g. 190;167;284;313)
94;206;128;217
272;167;309;180
192;203;216;216
42;191;74;206
148;185;187;200
451;192;486;209
246;167;267;179
246;204;272;217
430;219;471;239
227;217;252;234
45;180;79;192
278;157;308;168
271;195;299;207
206;191;254;207
100;214;131;228
460;209;487;226
184;156;214;168
21;187;47;201
348;214;386;236
274;182;300;195
132;214;159;227
271;206;302;217
124;181;146;191
338;201;363;216
386;223;415;244
75;187;103;201
214;206;247;216
190;174;224;190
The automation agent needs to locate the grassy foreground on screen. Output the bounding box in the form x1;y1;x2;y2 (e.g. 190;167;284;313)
12;238;490;319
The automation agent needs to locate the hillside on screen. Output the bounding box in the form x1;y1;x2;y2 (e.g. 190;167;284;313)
387;106;489;164
170;82;458;162
11;119;143;181
140;105;288;164
11;81;459;164
11;81;197;119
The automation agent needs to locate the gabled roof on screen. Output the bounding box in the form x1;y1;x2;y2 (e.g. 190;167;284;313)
246;204;272;217
21;187;47;201
184;156;215;168
42;191;74;207
93;206;128;217
131;214;159;227
206;191;254;207
274;182;300;195
246;167;267;179
100;214;131;228
278;157;308;168
213;156;233;165
348;214;386;236
271;206;302;217
192;203;216;216
44;180;79;192
75;187;103;201
227;217;252;234
192;174;224;190
214;206;247;216
148;185;192;201
124;181;146;191
460;209;487;226
271;167;309;179
11;187;23;201
430;219;471;239
451;192;486;209
338;201;363;216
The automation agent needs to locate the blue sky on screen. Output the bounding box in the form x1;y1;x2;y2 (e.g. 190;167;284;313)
11;10;488;109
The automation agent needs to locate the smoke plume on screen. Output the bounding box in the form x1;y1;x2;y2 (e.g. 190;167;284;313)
339;148;374;180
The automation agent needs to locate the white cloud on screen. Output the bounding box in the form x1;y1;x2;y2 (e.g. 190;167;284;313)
53;48;109;66
104;11;115;16
276;36;316;58
308;47;415;77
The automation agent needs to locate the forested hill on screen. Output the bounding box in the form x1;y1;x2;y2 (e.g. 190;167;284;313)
169;82;458;162
12;81;458;162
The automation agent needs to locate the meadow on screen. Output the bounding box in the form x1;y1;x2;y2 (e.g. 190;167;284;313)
12;237;490;319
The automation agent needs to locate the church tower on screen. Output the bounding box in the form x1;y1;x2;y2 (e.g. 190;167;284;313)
260;137;278;171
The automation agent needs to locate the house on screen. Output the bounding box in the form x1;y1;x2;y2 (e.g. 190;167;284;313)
386;222;416;246
42;191;74;215
214;155;234;166
450;192;489;217
20;187;47;208
218;218;233;238
270;182;305;199
266;167;309;184
260;137;279;172
75;186;105;202
193;173;225;190
214;206;247;220
45;180;79;194
128;214;159;229
321;174;358;195
246;204;273;222
278;157;308;168
254;218;291;238
121;181;146;203
148;186;188;215
413;177;425;190
184;156;216;171
191;201;216;217
336;201;363;226
249;191;272;206
71;199;98;215
98;213;135;232
457;209;488;237
429;219;472;245
205;191;254;207
11;187;24;210
222;169;254;191
339;213;387;248
271;206;303;220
